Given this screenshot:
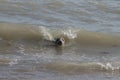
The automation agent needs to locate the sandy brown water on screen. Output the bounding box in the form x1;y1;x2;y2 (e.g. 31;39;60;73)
0;0;120;80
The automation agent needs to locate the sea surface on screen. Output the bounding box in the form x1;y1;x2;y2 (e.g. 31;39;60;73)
0;0;120;80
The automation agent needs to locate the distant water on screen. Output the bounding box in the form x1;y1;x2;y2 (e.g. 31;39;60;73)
0;0;120;80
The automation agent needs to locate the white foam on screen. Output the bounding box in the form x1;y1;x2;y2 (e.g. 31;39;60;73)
62;29;77;39
39;26;54;41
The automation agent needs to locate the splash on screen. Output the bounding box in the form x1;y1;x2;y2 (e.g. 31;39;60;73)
62;28;78;39
39;26;54;41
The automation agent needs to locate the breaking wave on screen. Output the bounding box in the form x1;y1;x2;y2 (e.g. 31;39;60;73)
0;23;120;47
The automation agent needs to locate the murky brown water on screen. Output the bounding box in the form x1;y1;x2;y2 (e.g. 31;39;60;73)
0;0;120;80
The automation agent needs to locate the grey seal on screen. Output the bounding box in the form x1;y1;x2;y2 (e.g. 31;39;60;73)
54;37;65;46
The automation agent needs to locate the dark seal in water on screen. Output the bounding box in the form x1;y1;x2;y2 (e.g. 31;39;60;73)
54;37;65;46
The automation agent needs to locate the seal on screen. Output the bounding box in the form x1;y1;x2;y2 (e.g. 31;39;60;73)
54;37;65;46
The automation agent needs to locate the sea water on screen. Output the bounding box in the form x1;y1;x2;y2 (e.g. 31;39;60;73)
0;0;120;80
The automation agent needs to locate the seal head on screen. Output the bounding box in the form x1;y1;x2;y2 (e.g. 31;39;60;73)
54;38;65;46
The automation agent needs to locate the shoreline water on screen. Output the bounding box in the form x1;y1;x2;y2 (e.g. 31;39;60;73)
0;0;120;80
